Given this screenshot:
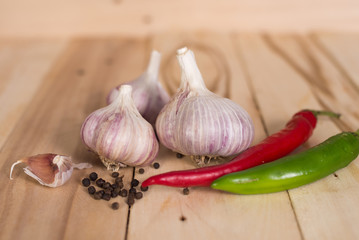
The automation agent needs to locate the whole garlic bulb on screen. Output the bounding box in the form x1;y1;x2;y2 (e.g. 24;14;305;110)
156;47;254;166
81;85;159;171
107;50;170;126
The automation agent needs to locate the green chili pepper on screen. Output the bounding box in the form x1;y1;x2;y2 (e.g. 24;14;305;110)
211;130;359;194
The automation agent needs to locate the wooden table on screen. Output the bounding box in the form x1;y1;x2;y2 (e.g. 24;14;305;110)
0;33;358;240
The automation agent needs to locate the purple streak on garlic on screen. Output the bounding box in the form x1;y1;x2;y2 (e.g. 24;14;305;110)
9;153;92;187
156;47;254;166
107;50;170;126
81;85;159;171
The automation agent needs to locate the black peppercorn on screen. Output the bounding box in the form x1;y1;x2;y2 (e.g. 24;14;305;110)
129;188;136;194
140;186;149;192
131;179;139;187
111;191;119;198
96;178;105;187
135;192;143;199
102;182;111;189
115;177;123;184
138;168;145;174
102;193;111;201
111;172;119;178
127;198;135;206
89;172;98;181
176;153;184;158
120;189;128;197
153;162;160;169
117;182;124;189
114;187;122;194
104;189;112;195
183;188;190;195
94;191;102;200
88;186;96;195
82;178;91;187
111;202;120;210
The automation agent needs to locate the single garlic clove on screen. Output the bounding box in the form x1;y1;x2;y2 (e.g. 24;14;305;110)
107;50;170;126
9;153;92;187
155;47;255;166
81;85;159;171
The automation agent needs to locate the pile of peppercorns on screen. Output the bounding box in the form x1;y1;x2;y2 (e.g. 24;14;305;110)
81;162;164;210
81;170;148;210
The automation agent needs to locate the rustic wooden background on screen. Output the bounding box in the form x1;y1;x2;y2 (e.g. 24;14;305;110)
1;0;359;37
1;1;359;240
0;33;359;240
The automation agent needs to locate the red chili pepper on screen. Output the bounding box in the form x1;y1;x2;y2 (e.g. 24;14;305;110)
141;110;340;188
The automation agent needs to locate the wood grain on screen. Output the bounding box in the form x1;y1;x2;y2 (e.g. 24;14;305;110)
1;0;359;37
0;33;358;240
313;33;359;90
0;38;149;240
234;33;359;240
0;40;67;149
127;33;301;240
263;34;359;131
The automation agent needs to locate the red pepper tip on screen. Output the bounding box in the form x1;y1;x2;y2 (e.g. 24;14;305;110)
141;178;152;188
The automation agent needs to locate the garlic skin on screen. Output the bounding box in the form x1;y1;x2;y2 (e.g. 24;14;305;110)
156;47;254;165
81;85;159;171
107;50;170;126
9;153;92;187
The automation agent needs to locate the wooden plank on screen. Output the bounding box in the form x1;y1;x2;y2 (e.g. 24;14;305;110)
263;34;359;131
0;38;149;240
313;33;359;90
0;40;67;149
127;33;302;240
2;0;359;37
234;34;359;240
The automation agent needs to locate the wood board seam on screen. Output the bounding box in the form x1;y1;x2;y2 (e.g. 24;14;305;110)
309;34;359;94
261;33;347;185
0;41;69;156
125;35;151;240
286;191;305;240
261;34;351;132
230;34;269;136
232;33;306;239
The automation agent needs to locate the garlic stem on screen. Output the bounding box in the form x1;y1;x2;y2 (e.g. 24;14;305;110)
111;85;138;114
176;47;207;91
145;50;161;82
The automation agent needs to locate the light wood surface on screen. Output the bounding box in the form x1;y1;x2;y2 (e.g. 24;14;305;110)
0;33;359;240
1;0;359;37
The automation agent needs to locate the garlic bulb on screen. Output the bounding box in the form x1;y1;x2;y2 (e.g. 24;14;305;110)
10;153;92;187
81;85;159;171
156;47;254;166
107;50;170;126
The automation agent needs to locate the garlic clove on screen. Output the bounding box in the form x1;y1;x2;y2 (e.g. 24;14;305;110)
81;85;159;171
155;47;255;166
10;153;92;187
107;50;170;126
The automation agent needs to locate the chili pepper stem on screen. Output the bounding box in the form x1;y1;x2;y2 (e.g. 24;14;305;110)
308;110;341;119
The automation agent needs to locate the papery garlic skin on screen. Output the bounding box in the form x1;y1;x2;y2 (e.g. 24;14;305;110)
81;85;159;171
107;50;170;126
9;154;92;187
156;47;254;165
